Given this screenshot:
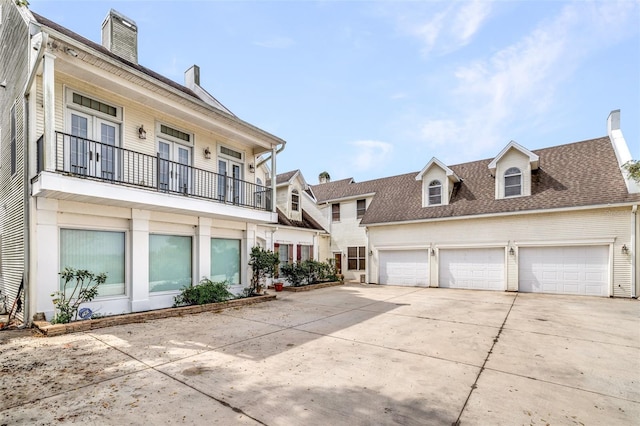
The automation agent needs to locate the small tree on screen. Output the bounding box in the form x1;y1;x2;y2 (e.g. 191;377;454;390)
623;160;640;183
248;246;279;295
51;267;107;324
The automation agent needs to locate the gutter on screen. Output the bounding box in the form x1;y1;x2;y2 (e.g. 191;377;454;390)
256;142;286;168
20;25;48;325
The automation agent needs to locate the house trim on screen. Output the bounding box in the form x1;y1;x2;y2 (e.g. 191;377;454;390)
362;202;637;227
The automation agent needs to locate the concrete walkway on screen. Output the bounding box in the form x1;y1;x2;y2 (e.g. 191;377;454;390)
1;285;638;425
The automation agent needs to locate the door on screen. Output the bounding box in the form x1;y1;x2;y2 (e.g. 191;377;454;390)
439;248;505;290
379;250;429;286
68;111;119;179
519;246;609;296
334;253;342;274
218;159;243;203
97;118;118;180
158;140;191;193
69;111;90;175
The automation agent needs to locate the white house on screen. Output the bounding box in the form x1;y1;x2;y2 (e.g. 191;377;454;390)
0;4;286;321
312;111;640;298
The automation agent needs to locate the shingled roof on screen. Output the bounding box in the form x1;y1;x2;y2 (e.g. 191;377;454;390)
31;11;233;115
276;208;326;232
312;137;639;225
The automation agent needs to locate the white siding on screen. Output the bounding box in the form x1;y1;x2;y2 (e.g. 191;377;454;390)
368;207;633;297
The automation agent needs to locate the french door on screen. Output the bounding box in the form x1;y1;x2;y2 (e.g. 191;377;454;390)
68;111;119;179
158;140;191;193
217;159;243;203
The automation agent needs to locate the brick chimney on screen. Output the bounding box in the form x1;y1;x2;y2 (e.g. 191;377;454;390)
101;9;138;64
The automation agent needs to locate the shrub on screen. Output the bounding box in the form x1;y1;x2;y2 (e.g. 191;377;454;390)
280;259;339;287
248;246;279;295
51;267;107;324
173;278;233;307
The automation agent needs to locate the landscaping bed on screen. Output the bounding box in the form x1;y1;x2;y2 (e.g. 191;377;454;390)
33;293;276;337
282;281;343;292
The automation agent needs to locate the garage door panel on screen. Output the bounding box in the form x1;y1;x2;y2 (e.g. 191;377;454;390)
439;248;504;291
519;246;608;296
379;250;429;286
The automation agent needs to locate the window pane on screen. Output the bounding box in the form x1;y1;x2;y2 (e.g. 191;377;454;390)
60;229;125;297
348;259;357;270
348;246;357;257
332;203;340;221
211;238;240;284
149;235;192;292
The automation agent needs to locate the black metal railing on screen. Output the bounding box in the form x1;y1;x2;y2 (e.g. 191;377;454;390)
46;132;272;211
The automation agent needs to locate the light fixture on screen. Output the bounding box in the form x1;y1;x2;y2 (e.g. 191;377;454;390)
430;248;436;256
204;147;211;159
249;163;255;173
509;247;515;256
622;244;629;255
138;125;146;139
368;250;373;256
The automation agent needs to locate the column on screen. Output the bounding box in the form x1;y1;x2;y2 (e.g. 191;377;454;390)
130;209;150;312
42;52;56;171
197;217;212;282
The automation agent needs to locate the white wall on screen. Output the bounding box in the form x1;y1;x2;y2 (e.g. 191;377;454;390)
368;206;634;297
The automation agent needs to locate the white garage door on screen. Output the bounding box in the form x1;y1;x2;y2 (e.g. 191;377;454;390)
379;250;429;286
519;246;609;296
439;248;505;290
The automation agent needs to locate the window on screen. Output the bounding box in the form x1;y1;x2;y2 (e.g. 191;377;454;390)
332;203;340;222
357;199;366;219
60;229;125;297
504;167;522;197
297;245;313;262
275;243;292;273
66;90;121;180
291;189;300;212
149;235;192;292
347;246;366;271
157;123;193;193
428;180;441;205
211;238;241;284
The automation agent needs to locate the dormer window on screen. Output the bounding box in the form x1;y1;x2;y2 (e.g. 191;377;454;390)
291;189;299;211
504;167;522;197
428;180;442;205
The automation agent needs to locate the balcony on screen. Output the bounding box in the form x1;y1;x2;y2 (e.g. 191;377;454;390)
34;132;272;213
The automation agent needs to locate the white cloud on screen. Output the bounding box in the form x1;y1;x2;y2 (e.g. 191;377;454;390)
399;1;492;56
419;1;639;160
348;140;394;172
253;36;295;49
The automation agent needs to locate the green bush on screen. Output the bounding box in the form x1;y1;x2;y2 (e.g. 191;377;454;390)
51;267;107;324
280;259;339;287
173;278;233;307
248;246;279;295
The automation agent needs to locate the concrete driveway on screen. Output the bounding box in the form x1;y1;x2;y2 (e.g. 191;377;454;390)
1;285;638;425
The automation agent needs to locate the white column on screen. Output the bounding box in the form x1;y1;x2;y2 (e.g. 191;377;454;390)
244;223;257;285
42;52;56;171
35;198;59;320
130;209;150;312
271;147;277;212
197;217;212;283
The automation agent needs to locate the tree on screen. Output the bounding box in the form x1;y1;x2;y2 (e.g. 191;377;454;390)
248;246;279;295
623;160;640;183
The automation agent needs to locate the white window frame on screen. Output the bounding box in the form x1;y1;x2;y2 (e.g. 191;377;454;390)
291;189;300;212
428;180;442;205
504;167;522;197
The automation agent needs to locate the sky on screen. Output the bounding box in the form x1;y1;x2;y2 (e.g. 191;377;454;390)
28;0;639;184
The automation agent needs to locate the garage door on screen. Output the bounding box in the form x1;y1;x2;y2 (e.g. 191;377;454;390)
519;246;609;296
379;250;429;286
439;248;504;290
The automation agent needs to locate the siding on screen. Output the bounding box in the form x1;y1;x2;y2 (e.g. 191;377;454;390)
368;207;633;297
0;1;30;320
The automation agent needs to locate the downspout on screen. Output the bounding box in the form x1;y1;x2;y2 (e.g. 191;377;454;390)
632;205;637;298
256;142;286;169
21;27;48;325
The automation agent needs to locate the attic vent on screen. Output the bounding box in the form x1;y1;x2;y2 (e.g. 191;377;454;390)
101;9;138;64
220;146;242;160
73;93;117;117
160;125;190;142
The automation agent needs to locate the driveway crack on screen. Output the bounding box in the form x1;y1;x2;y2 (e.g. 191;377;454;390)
453;293;518;426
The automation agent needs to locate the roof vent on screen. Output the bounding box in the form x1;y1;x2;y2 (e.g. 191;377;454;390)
101;9;138;64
